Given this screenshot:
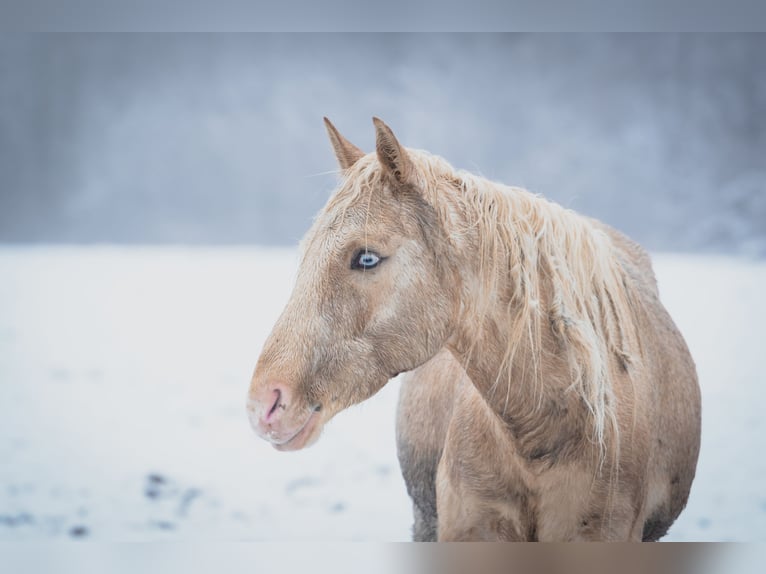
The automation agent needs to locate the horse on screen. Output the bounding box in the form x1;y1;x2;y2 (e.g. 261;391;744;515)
247;117;701;541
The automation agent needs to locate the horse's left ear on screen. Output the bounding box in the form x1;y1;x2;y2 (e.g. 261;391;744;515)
324;117;365;171
373;117;413;186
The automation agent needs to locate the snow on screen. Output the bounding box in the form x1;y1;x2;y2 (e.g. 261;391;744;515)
0;246;764;541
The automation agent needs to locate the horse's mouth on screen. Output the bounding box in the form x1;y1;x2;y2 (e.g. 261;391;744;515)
272;409;322;452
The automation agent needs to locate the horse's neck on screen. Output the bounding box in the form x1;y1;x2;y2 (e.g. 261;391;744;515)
448;270;563;411
442;189;589;444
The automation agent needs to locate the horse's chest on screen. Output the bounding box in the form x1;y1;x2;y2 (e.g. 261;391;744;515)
437;391;601;540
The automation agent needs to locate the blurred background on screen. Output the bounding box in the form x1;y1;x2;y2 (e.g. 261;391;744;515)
1;33;764;254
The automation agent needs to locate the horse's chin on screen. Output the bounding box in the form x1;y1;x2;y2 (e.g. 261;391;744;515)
272;410;323;452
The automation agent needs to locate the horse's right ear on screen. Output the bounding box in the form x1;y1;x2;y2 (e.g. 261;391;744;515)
324;117;365;171
373;117;413;186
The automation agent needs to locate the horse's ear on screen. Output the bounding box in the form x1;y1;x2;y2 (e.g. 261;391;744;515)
373;117;412;185
324;117;365;171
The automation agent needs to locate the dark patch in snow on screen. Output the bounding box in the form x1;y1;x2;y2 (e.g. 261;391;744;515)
145;473;174;500
330;502;346;513
150;520;175;530
177;488;202;517
697;517;711;529
0;513;34;527
69;525;89;538
142;473;206;526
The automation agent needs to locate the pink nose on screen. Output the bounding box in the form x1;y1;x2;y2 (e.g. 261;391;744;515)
247;381;291;438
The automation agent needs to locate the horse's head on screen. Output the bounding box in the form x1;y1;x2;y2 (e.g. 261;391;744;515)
247;118;460;450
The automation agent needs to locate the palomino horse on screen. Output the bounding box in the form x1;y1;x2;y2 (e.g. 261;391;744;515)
247;118;701;541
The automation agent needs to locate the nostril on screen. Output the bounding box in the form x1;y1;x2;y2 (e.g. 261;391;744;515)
250;380;293;427
266;388;282;420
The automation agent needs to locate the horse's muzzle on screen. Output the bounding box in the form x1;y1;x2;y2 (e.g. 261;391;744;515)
247;380;322;450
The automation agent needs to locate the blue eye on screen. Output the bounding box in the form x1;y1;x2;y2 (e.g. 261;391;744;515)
352;250;382;270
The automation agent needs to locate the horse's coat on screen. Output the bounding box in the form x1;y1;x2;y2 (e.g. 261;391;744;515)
247;118;701;541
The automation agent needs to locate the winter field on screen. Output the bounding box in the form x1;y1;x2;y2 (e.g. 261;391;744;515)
0;246;764;542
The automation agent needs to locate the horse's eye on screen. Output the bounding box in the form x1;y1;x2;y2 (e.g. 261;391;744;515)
351;250;382;270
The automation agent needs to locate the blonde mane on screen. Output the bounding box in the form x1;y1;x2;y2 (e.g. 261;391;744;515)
329;150;641;458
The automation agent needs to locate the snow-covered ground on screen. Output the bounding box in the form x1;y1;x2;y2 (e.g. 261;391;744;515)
0;247;764;541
